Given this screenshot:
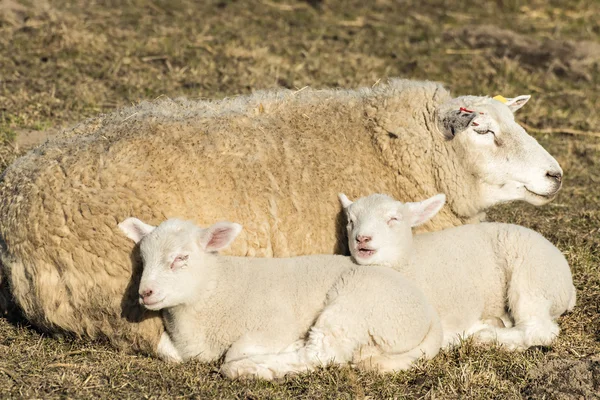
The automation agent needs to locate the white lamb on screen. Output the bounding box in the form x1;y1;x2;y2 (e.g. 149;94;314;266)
118;217;442;380
339;193;576;350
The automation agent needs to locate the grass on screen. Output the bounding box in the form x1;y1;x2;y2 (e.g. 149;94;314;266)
0;0;599;398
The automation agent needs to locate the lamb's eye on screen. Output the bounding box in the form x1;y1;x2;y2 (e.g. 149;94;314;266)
388;217;399;225
475;129;495;135
171;254;189;269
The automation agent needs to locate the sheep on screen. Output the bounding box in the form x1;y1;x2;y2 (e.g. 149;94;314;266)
117;217;442;380
0;79;563;354
339;193;576;350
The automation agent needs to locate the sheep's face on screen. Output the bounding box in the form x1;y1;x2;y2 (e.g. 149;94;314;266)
118;218;242;310
339;193;445;266
438;95;562;214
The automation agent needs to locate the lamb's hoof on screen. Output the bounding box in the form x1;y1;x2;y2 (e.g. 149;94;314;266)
472;328;498;345
220;359;276;381
473;329;526;352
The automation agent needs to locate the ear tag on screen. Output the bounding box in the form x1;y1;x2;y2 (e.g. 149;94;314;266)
493;95;508;104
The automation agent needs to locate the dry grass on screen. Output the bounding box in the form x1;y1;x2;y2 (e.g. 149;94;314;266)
0;0;599;398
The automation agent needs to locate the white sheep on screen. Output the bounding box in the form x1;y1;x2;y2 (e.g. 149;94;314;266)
0;79;563;354
339;193;576;350
118;217;442;379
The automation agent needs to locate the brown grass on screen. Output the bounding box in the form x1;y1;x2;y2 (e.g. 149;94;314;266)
0;0;599;398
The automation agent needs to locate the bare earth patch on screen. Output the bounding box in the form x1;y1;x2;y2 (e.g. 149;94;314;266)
524;356;600;399
446;25;600;81
13;127;60;150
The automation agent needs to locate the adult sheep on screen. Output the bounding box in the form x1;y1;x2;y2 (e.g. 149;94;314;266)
0;79;562;354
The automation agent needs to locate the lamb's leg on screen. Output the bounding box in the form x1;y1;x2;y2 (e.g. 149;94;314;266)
222;297;441;380
157;331;182;363
224;332;304;363
223;316;441;380
220;323;357;380
356;312;442;373
474;299;559;351
441;317;505;349
221;302;365;381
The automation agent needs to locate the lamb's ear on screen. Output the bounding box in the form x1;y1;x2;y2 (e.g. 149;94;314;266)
338;193;353;209
405;194;446;227
198;221;242;252
494;94;531;113
439;109;477;140
118;217;156;244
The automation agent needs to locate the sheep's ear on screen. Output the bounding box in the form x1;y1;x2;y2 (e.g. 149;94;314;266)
494;95;531;113
338;193;353;209
118;217;156;243
439;109;477;140
405;194;446;227
505;95;531;113
199;221;242;252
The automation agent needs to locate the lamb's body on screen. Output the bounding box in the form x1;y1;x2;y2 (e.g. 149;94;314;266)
0;79;562;353
119;218;442;379
164;255;349;362
410;223;575;348
342;194;576;350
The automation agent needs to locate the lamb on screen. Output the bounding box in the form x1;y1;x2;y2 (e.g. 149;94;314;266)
339;193;576;350
117;217;442;380
0;79;563;354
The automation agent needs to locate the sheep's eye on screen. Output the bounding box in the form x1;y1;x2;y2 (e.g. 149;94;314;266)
474;129;495;135
388;217;399;225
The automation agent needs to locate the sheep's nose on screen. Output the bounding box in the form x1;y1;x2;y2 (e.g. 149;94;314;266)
356;235;372;244
139;289;153;299
546;170;562;183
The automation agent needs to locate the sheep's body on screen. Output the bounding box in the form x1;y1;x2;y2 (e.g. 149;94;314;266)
0;79;562;353
119;218;442;380
343;194;576;350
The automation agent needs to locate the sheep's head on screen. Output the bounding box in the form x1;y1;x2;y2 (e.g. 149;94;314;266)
437;95;562;214
339;193;446;266
118;218;242;310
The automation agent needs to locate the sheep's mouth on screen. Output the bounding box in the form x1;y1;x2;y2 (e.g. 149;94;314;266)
525;186;557;199
524;186;559;203
356;246;376;258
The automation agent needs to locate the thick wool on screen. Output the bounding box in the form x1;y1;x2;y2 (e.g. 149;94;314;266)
120;218;442;379
0;79;559;352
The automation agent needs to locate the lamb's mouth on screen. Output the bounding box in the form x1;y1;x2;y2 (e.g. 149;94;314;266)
356;247;376;258
141;297;166;309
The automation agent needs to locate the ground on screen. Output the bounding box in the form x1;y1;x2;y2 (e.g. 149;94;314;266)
0;0;599;398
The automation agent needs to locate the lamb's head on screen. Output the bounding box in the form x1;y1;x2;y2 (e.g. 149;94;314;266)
437;94;562;213
118;218;242;310
339;193;446;266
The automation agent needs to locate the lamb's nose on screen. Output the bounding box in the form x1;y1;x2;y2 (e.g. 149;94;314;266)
356;235;372;244
546;170;562;183
139;289;153;299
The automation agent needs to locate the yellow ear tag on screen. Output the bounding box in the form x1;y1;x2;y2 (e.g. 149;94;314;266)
493;95;508;104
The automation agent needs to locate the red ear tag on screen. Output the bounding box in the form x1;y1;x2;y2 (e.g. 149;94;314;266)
471;122;479;126
459;107;475;113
